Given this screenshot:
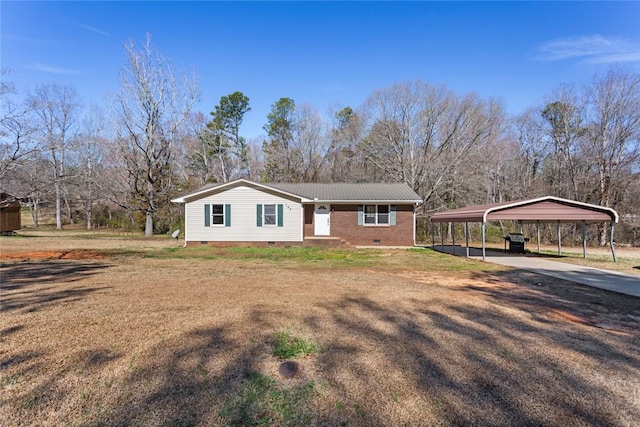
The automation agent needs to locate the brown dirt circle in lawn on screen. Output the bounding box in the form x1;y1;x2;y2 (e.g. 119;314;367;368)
0;249;107;261
278;361;299;379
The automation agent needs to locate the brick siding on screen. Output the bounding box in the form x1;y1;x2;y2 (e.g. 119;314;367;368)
303;204;415;246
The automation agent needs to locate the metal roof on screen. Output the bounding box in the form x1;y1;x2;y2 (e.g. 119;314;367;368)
171;179;422;204
430;196;618;223
268;183;422;203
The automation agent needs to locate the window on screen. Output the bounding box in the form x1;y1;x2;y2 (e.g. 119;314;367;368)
377;205;389;224
211;204;224;225
364;205;377;224
362;204;392;226
204;204;230;227
264;204;276;225
257;204;284;227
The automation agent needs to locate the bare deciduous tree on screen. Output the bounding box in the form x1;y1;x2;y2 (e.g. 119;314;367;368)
112;35;199;237
327;106;367;182
290;103;329;182
28;83;81;229
0;69;40;204
359;80;504;208
583;67;640;244
76;104;108;229
540;86;587;200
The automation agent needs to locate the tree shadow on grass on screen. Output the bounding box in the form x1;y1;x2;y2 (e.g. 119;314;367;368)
466;269;640;332
1;261;111;289
5;272;640;426
77;326;259;426
0;261;112;312
92;289;639;426
311;291;640;426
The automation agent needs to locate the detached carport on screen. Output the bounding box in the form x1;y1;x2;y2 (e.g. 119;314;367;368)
430;196;619;262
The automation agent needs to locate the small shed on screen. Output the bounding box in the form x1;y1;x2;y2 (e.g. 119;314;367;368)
0;193;22;233
430;196;619;261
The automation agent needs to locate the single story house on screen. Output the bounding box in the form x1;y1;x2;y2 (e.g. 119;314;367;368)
171;179;423;247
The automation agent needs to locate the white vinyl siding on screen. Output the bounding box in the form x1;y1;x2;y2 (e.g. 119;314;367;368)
185;186;302;242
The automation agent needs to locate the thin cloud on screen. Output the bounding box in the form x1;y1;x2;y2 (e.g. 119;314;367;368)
28;62;80;75
75;22;111;37
4;34;57;45
587;52;640;64
533;35;640;64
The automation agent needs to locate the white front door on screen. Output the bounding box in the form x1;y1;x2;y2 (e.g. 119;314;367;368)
314;204;330;236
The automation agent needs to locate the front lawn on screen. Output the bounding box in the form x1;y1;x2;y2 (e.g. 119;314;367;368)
1;237;639;426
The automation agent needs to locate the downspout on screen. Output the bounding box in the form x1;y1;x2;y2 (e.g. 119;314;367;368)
301;203;305;243
413;205;417;246
182;203;188;247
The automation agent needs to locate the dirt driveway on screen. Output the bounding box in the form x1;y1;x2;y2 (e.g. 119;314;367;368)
1;234;639;426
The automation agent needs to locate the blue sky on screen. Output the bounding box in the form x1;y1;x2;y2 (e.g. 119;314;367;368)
3;1;640;140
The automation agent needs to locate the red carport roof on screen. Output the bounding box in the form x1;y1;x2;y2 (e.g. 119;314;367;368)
430;196;618;224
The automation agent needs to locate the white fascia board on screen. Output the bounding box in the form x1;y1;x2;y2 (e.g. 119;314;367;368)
311;199;423;204
171;179;312;204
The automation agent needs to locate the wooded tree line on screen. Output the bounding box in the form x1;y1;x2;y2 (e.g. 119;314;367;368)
2;37;639;244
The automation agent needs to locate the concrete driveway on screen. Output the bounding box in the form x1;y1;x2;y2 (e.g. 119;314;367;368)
433;245;640;298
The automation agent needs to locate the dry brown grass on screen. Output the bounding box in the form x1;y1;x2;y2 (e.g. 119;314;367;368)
1;232;639;426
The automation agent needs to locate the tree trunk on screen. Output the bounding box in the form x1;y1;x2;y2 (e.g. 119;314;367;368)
144;211;153;237
86;199;92;230
65;195;73;224
55;180;62;229
599;224;608;247
30;198;40;227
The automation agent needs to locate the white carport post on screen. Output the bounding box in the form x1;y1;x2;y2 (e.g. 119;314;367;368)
481;222;486;261
440;222;444;251
536;221;541;254
452;223;455;255
582;221;587;259
465;222;470;257
610;221;617;262
557;221;562;256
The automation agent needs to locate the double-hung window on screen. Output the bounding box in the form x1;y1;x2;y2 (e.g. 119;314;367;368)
211;204;225;225
256;204;284;227
377;205;390;224
362;204;392;226
204;203;231;227
264;204;277;225
364;205;377;224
